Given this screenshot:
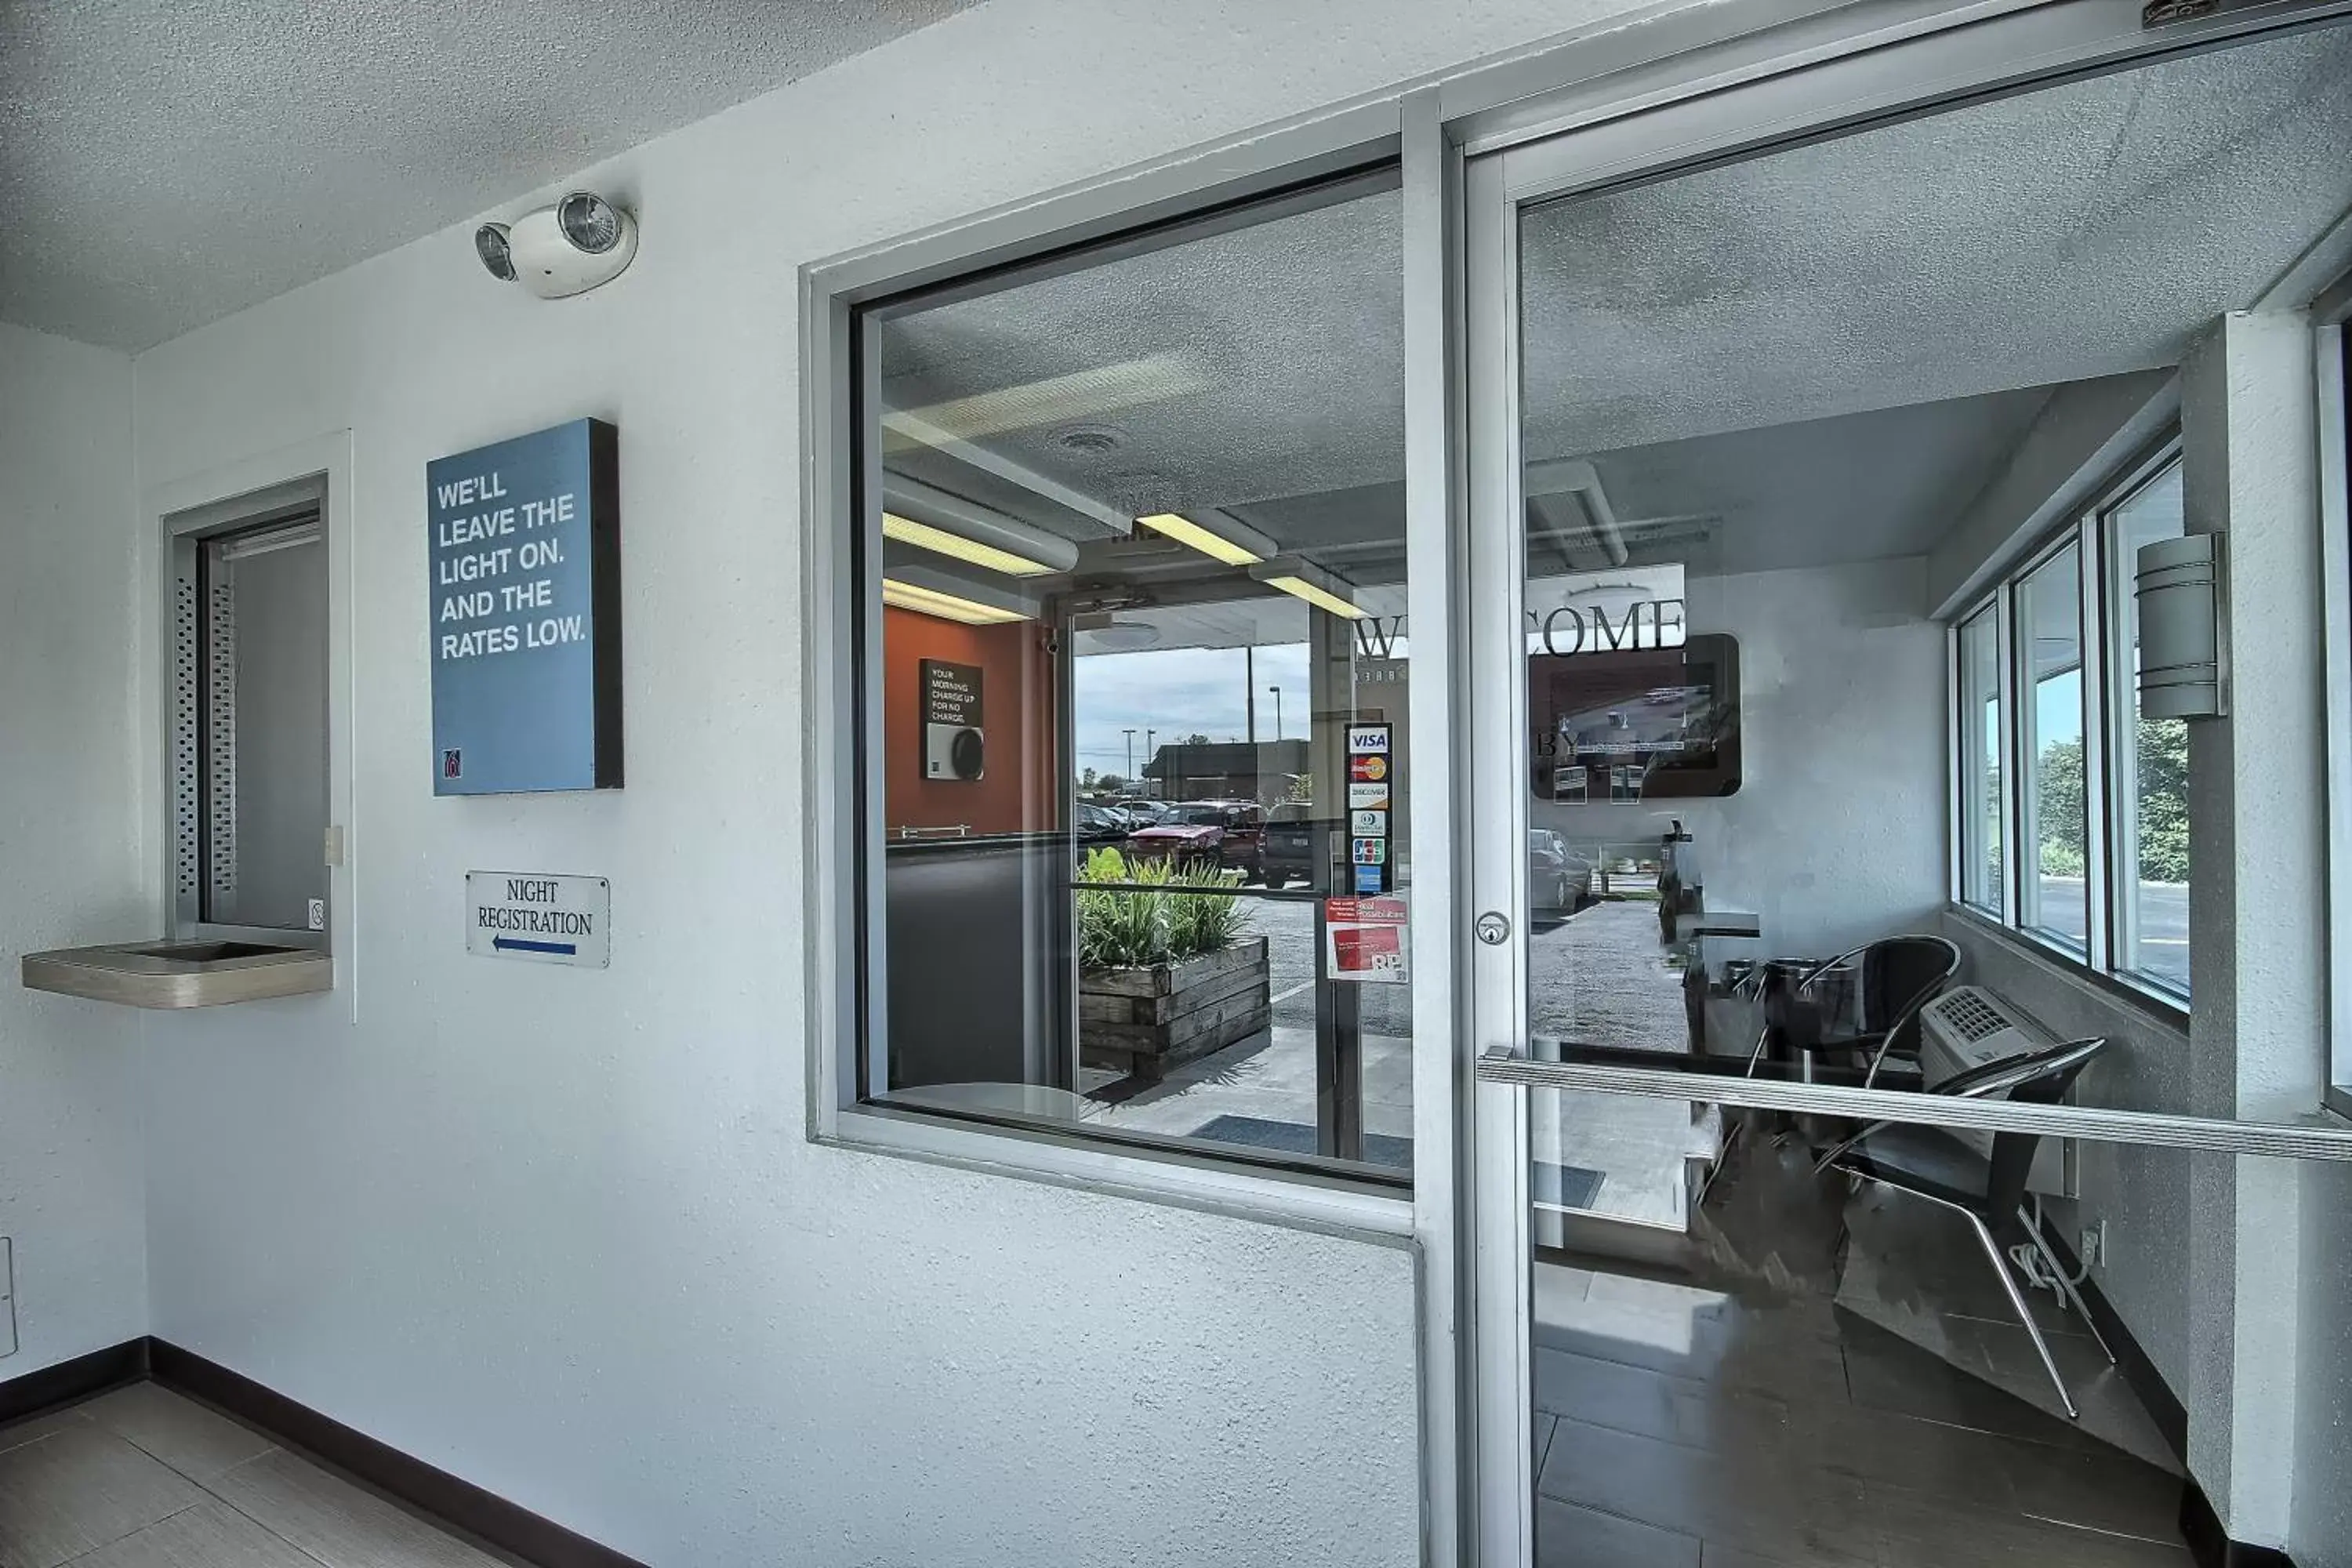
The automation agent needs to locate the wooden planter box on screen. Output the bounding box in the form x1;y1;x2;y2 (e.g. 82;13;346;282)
1080;936;1270;1083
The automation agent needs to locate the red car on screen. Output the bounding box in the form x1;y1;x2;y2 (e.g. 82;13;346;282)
1123;800;1267;881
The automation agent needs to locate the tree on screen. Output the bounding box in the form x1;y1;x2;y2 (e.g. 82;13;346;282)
1180;732;1212;746
2027;722;2188;884
1080;767;1098;790
2037;737;2085;877
2136;717;2190;884
1097;772;1127;794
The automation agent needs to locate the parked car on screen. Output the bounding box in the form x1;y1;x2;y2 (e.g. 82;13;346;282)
1113;797;1169;825
1074;801;1130;843
1530;829;1595;913
1125;800;1267;880
1260;801;1330;889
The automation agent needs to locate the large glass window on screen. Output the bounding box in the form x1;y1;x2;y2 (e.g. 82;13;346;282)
855;169;1415;1181
1957;604;2004;915
1949;445;2192;1000
2016;541;2086;951
2107;458;2190;993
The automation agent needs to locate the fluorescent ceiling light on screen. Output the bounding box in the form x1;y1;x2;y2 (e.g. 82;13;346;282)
882;577;1029;625
1250;558;1369;620
1262;574;1367;619
1526;457;1629;568
883;513;1055;576
1134;511;1269;567
880;474;1082;577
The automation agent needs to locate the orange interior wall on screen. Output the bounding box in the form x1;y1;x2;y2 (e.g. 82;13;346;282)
882;605;1058;837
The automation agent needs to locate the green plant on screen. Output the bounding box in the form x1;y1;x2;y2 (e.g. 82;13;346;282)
1075;847;1247;970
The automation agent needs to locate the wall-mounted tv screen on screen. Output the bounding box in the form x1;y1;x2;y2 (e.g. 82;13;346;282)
1528;633;1741;801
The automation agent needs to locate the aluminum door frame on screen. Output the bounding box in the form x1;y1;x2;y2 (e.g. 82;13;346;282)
1452;1;2352;1561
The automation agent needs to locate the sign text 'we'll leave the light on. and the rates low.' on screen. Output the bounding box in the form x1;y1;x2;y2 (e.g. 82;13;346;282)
427;418;621;796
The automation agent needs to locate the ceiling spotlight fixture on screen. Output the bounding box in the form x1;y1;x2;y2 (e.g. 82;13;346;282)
882;578;1030;626
880;476;1079;576
475;189;637;299
474;223;516;282
556;191;626;254
1252;558;1369;619
1134;510;1276;568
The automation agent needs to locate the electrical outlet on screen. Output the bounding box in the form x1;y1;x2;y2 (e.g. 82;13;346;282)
2080;1220;2107;1270
307;898;326;931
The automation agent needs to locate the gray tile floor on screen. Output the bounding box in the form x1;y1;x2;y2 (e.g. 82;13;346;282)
0;1384;513;1568
1531;1130;2194;1568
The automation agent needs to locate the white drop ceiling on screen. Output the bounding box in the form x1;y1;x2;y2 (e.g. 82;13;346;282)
0;0;973;350
877;25;2352;588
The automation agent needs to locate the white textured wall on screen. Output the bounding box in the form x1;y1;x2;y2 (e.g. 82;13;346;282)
0;321;147;1375
121;3;1703;1563
1544;557;1949;956
2179;311;2328;1546
2294;1158;2352;1568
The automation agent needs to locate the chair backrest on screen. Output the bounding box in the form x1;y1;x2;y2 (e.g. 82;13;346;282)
1776;935;1961;1056
1857;935;1964;1037
1935;1036;2107;1220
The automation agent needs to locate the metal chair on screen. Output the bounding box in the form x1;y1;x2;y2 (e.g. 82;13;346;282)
1745;934;1962;1086
1813;1036;2115;1419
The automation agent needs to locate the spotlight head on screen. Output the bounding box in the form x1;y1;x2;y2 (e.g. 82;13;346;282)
474;223;516;282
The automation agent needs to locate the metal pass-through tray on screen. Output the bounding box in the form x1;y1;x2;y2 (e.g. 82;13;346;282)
21;939;332;1009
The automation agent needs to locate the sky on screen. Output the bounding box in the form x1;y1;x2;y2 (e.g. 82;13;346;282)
1072;643;1310;785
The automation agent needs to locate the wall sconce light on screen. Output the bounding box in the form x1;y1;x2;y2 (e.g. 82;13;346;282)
2136;533;2227;720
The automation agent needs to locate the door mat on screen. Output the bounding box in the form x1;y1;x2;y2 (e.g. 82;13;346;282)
1189;1114;1414;1171
1532;1161;1608;1210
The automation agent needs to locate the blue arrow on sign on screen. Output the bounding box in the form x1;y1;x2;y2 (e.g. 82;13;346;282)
493;937;577;956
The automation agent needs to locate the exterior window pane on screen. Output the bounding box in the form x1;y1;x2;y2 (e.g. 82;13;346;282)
2017;542;2086;950
857;171;1414;1179
1958;604;2004;915
2108;459;2190;993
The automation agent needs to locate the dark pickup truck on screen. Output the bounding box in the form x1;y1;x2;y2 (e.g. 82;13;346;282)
1259;802;1330;889
1124;800;1267;881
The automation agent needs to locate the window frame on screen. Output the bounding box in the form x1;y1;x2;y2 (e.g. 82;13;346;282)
2318;288;2352;1120
799;103;1427;1238
144;431;356;1007
1951;597;2007;919
2009;528;2093;954
1947;430;2190;1019
2095;441;2194;1001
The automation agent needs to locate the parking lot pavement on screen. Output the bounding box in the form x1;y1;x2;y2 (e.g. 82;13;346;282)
1241;895;1412;1035
1527;897;1688;1054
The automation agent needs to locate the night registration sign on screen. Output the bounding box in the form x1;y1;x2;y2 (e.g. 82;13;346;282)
467;872;611;967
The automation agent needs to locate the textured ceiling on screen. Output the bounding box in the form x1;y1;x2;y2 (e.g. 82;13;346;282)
0;0;973;349
878;178;1405;523
1522;25;2352;455
877;24;2352;582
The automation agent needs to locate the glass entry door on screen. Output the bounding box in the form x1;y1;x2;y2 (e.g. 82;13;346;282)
1455;6;2352;1564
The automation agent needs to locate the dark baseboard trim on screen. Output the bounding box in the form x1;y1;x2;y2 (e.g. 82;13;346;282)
2183;1478;2298;1568
0;1339;151;1425
148;1341;647;1568
2037;1227;2189;1462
